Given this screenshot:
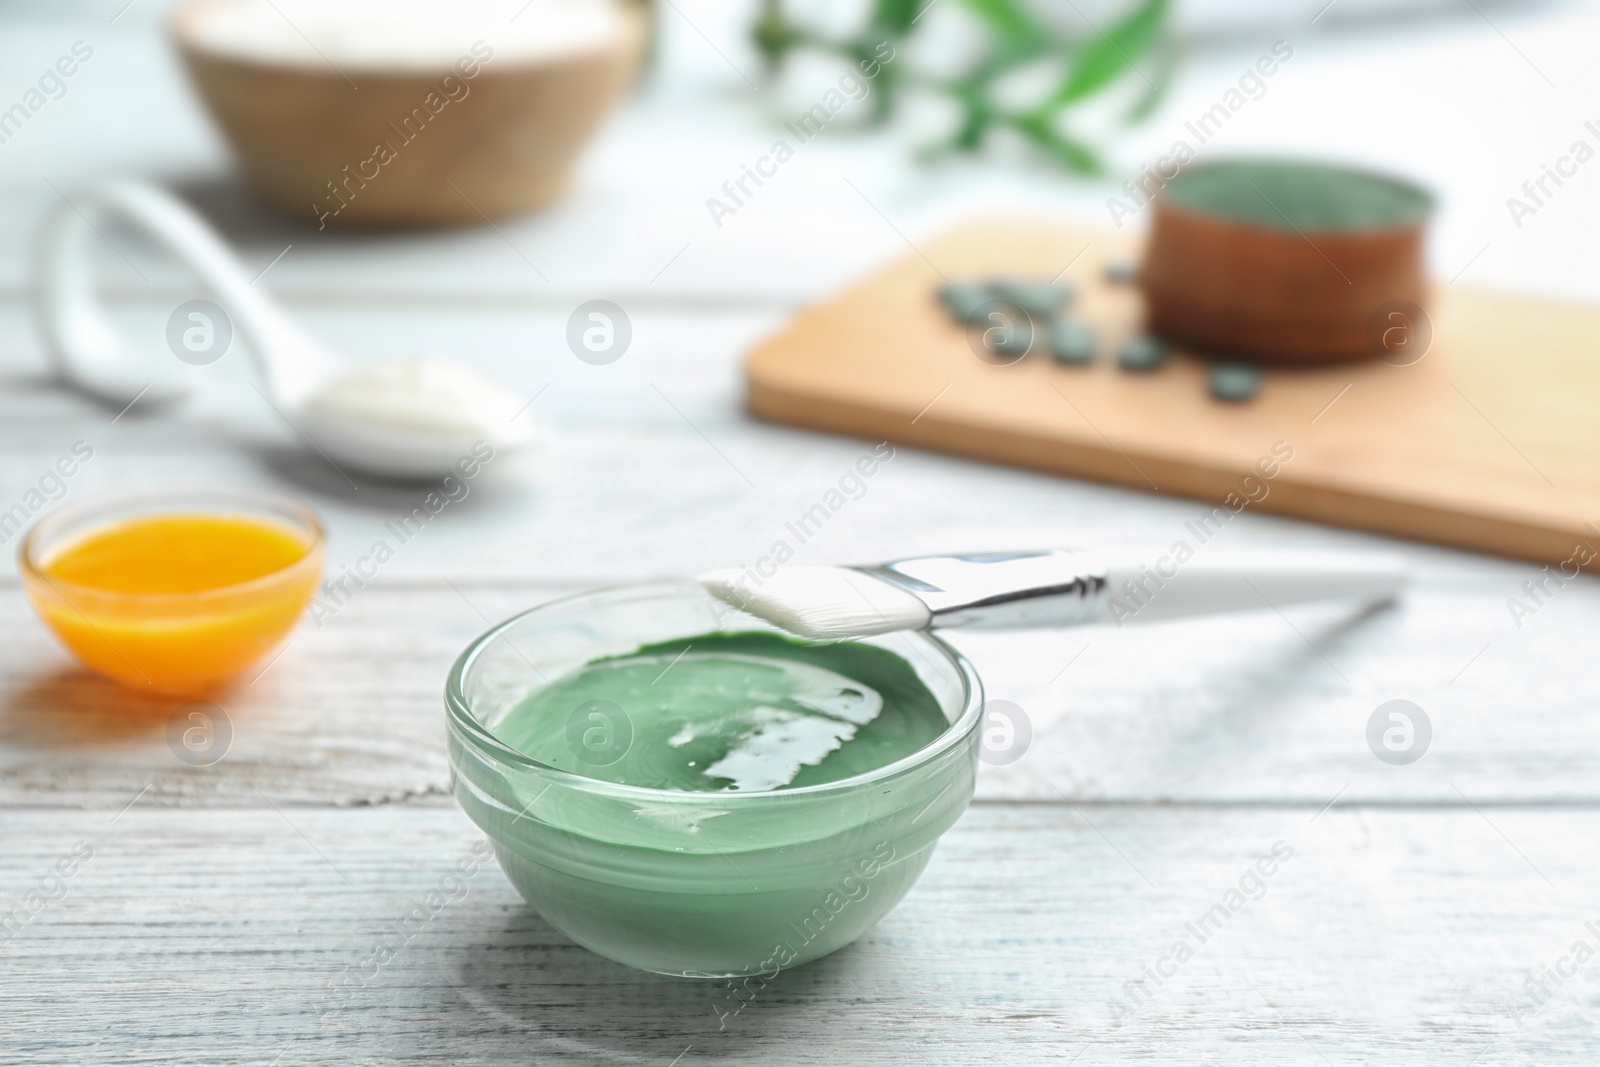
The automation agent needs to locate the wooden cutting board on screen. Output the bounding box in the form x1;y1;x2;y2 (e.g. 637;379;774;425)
745;219;1600;569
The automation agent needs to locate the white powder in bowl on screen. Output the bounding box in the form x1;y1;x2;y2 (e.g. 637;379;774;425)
183;0;626;69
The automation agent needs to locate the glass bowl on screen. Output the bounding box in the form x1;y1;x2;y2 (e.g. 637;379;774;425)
445;581;983;978
19;484;324;695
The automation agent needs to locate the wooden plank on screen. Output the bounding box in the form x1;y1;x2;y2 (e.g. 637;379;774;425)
1;306;1594;807
0;579;535;810
0;299;1587;591
2;804;1592;1065
0;294;1594;804
0;299;1482;583
0;301;804;586
744;219;1600;569
4;572;1600;809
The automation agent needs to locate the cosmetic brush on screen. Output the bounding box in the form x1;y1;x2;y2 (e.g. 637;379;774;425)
698;548;1406;639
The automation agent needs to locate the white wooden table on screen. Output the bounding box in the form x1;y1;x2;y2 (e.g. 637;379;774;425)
5;1;1600;1063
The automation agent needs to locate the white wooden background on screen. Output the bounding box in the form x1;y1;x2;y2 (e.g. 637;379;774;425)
4;1;1600;1063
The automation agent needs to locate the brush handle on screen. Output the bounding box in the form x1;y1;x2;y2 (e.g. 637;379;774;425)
860;548;1406;630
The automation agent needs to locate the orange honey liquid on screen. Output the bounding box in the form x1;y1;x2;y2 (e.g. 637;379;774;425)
28;513;322;694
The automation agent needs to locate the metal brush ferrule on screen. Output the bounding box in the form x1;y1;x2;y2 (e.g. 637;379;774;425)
858;549;1111;629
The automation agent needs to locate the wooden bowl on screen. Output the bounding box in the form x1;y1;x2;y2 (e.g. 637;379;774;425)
1140;159;1434;362
171;0;645;229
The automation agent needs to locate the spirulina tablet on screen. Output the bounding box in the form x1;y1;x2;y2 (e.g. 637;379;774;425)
990;279;1074;318
1117;336;1168;372
988;317;1035;357
1050;318;1096;364
1104;261;1138;284
939;282;990;323
1208;362;1263;401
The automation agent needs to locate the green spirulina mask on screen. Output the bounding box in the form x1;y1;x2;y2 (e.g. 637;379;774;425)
492;632;950;790
446;583;983;977
1163;159;1434;231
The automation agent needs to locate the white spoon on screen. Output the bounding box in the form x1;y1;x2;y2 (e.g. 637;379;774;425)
34;179;535;479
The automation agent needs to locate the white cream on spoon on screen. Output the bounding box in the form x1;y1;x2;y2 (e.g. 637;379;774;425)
34;179;534;478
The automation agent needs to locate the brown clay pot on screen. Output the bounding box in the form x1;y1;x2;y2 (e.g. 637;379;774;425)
171;0;646;229
1140;160;1433;362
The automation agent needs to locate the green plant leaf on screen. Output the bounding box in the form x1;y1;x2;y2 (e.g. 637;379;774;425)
1011;112;1103;175
1055;0;1168;105
751;0;799;68
869;0;923;33
750;0;1173;180
1048;132;1103;175
956;0;1043;40
1123;39;1178;123
951;96;991;150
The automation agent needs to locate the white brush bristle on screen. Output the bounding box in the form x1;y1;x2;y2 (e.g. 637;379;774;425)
697;566;931;639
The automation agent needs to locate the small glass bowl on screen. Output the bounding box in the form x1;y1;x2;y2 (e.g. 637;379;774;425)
19;485;325;695
445;581;984;978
